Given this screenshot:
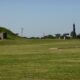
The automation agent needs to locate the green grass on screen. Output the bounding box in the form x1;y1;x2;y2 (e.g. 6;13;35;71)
0;39;80;80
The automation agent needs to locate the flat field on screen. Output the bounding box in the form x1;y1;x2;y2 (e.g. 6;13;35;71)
0;39;80;80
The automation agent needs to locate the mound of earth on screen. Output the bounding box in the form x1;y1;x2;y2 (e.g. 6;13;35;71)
0;27;21;39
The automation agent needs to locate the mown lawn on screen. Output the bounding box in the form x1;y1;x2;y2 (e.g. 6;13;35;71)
0;39;80;80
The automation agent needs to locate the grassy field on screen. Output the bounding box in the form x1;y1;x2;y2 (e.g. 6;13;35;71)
0;39;80;80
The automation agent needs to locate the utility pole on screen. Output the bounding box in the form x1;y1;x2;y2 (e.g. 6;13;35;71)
21;27;24;37
43;32;46;37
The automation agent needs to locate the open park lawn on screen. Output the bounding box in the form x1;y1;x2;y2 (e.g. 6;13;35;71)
0;39;80;80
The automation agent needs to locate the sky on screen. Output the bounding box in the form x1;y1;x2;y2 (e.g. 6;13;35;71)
0;0;80;37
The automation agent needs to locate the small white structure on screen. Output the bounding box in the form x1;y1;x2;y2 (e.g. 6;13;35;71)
0;32;7;40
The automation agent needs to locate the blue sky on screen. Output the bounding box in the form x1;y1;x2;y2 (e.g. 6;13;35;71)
0;0;80;37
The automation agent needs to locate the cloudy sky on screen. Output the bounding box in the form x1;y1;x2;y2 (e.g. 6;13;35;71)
0;0;80;37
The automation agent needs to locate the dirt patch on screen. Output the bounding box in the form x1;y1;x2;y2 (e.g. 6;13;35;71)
58;46;80;49
49;48;58;50
49;46;80;50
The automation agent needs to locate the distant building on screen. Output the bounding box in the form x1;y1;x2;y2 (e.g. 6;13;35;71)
0;32;7;40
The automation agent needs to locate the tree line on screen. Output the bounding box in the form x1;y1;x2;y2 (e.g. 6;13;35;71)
24;24;80;39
